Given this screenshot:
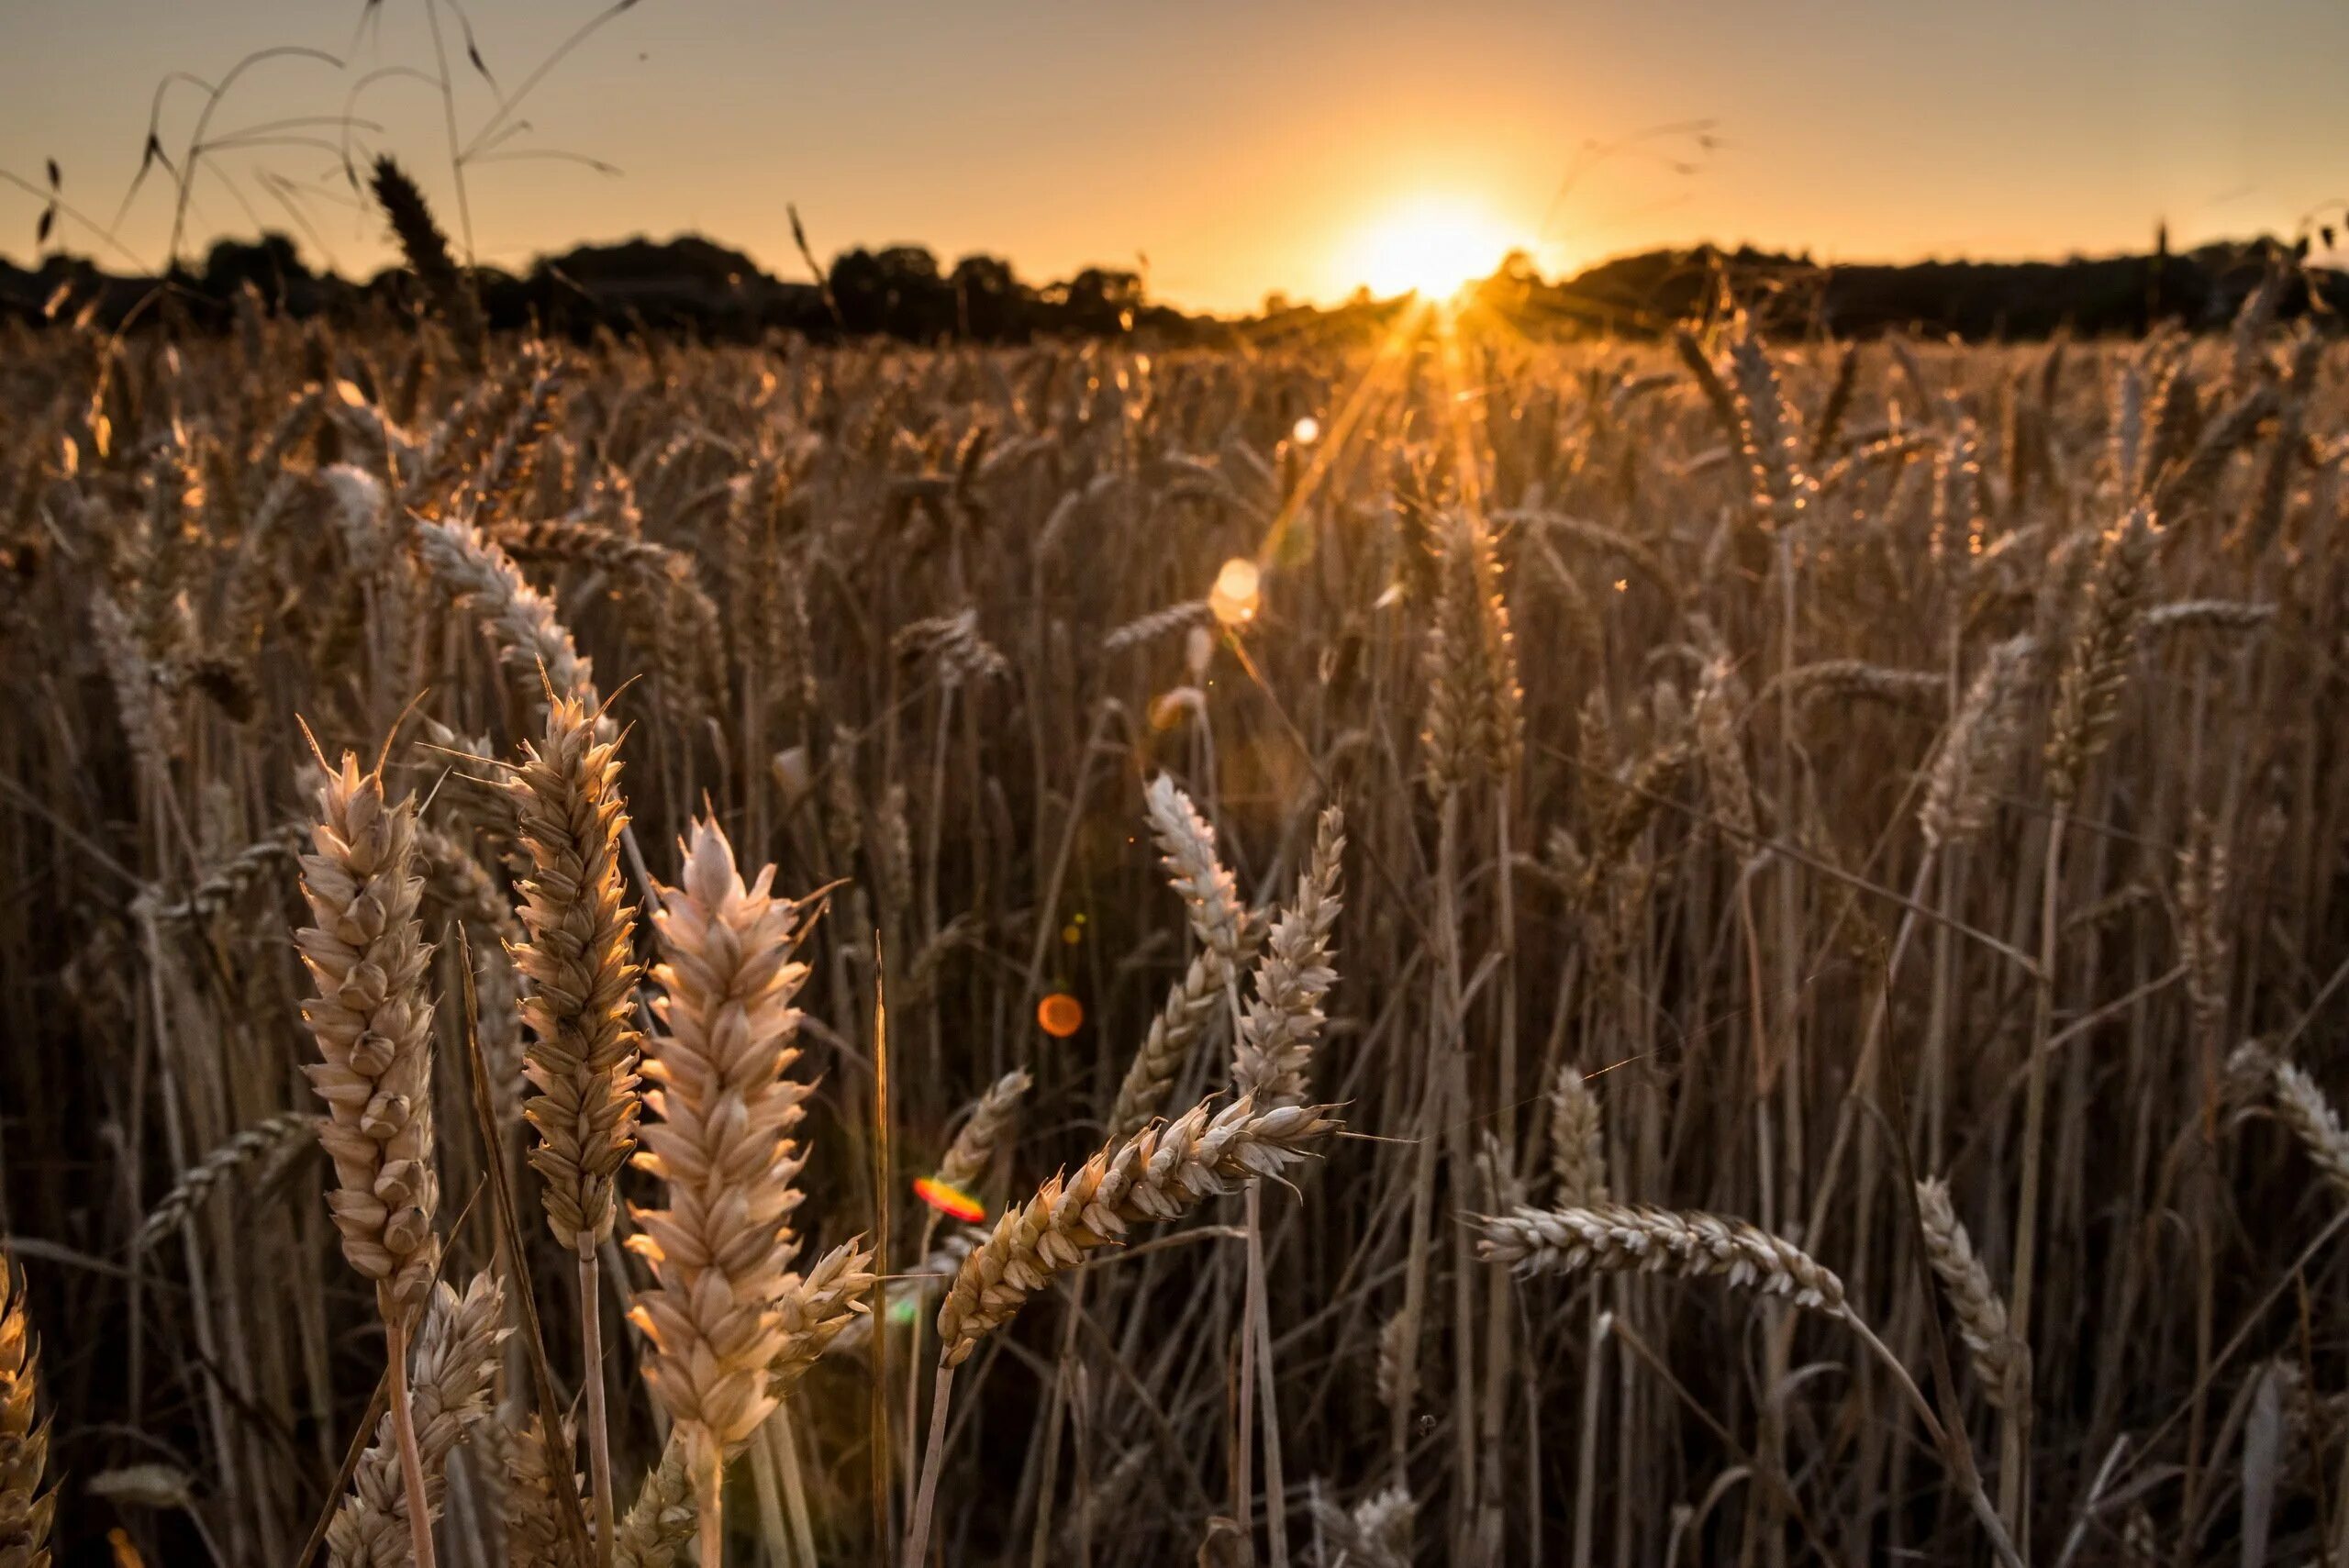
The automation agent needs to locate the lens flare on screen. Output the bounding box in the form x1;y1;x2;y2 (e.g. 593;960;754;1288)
1210;557;1261;627
913;1176;985;1224
1036;991;1085;1038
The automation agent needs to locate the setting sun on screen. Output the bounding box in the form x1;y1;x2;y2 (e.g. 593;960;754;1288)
1348;195;1519;299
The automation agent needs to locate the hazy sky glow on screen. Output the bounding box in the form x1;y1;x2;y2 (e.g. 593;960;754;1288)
6;0;2347;314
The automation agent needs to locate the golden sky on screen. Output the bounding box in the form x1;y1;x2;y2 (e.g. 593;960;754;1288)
6;0;2348;315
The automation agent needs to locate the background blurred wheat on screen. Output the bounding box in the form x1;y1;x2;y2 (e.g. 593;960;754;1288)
0;215;2346;1568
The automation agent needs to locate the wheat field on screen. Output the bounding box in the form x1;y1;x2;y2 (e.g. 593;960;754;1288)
0;217;2344;1568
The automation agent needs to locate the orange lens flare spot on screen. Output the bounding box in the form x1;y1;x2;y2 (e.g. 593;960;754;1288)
914;1176;985;1224
1036;991;1085;1038
1209;558;1261;627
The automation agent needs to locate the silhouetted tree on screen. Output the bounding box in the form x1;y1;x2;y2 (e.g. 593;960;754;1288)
199;232;310;306
952;253;1024;339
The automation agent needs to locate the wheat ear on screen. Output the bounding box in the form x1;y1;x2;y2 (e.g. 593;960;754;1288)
625;817;829;1565
936;1095;1336;1367
296;750;445;1568
1232;803;1345;1107
628;817;815;1451
1546;1065;1610;1209
416;517;599;714
1915;1178;2030;1410
1144;774;1246;961
502;1415;587;1568
0;1254;53;1568
1477;1204;1844;1309
907;1095;1334;1566
2273;1062;2349;1198
613;1432;696;1568
507;693;642;1562
1483;1203;2025;1568
326;1272;507;1568
1920;636;2035;850
936;1069;1034;1194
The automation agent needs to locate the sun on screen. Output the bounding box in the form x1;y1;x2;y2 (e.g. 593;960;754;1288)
1348;195;1518;300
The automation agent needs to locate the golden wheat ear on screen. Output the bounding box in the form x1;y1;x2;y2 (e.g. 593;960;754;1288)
0;1253;55;1568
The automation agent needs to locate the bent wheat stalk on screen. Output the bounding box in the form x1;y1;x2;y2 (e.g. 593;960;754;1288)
1478;1204;2024;1568
904;1095;1336;1567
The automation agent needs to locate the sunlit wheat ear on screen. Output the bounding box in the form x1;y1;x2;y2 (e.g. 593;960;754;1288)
1144;773;1245;961
1546;1063;1610;1209
1231;803;1344;1108
507;693;643;1248
935;1096;1338;1367
2046;506;2157;807
295;751;442;1323
1422;510;1524;795
416;517;600;715
325;1272;507;1568
1475;1204;1845;1313
936;1069;1034;1194
626;816;815;1451
2272;1062;2349;1199
0;1253;54;1568
1914;1178;2030;1410
1724;329;1819;534
1920;635;2035;850
1112;781;1269;1141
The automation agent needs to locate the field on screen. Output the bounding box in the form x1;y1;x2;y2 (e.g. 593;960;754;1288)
0;252;2343;1568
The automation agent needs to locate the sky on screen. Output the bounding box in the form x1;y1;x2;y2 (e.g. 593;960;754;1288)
3;0;2346;315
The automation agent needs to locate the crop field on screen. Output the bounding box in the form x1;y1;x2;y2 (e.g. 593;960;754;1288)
0;225;2344;1568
